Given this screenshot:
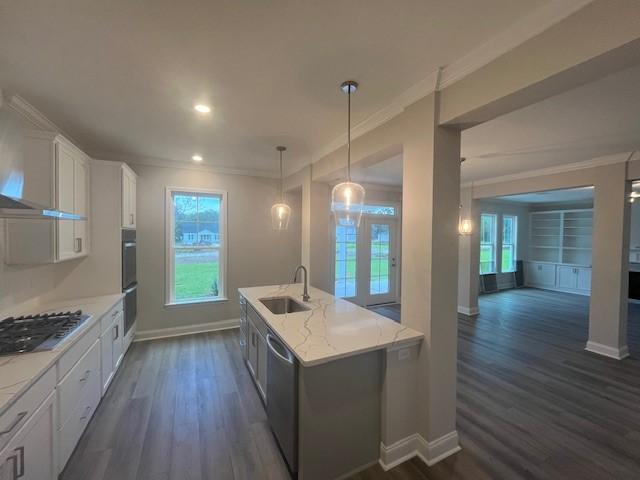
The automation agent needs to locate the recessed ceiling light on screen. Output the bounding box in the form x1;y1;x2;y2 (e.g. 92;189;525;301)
194;104;211;113
192;154;203;162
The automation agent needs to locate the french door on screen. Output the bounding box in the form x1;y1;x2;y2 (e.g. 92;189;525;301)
334;217;399;306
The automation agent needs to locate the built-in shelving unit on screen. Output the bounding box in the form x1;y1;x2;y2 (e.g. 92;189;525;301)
526;208;593;295
529;209;592;266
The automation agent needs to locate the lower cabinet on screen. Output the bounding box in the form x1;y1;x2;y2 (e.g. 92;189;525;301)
100;302;124;395
247;324;268;401
0;391;56;480
526;261;591;295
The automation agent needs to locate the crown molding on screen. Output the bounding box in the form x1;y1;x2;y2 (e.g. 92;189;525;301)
461;151;637;188
311;0;595;165
92;151;280;179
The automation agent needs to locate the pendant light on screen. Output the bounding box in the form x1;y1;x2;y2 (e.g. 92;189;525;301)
331;81;366;228
459;158;473;236
271;146;292;230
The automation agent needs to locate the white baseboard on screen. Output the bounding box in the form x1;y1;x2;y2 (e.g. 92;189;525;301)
379;431;460;471
457;305;479;316
585;341;630;360
134;318;240;342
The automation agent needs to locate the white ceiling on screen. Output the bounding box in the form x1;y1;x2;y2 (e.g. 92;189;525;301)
0;0;548;175
494;187;593;205
356;62;640;187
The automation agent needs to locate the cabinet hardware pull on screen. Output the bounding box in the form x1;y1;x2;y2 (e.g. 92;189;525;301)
14;446;24;478
80;406;92;421
79;370;91;383
0;411;27;435
7;454;18;480
113;325;119;340
130;213;134;225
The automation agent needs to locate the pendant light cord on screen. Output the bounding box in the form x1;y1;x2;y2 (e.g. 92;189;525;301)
347;87;352;182
279;150;284;202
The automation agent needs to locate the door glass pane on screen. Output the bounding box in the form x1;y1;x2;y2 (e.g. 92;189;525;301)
370;224;390;295
335;225;357;298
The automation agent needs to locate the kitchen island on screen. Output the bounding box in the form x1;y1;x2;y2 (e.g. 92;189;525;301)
238;284;423;480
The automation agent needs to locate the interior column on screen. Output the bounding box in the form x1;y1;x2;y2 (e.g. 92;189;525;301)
457;186;480;316
587;162;631;359
301;168;332;291
398;92;461;462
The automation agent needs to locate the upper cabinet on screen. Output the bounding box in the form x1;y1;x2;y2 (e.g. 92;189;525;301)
121;165;137;229
5;132;91;264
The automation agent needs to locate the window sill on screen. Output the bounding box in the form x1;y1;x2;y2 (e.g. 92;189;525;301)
164;297;229;308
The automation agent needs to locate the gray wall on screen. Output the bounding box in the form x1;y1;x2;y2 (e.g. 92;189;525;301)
132;163;302;333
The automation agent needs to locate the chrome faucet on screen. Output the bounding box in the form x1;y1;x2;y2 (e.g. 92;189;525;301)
293;265;310;302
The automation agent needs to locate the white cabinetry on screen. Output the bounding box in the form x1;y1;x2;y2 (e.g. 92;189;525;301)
526;262;591;295
121;165;137;229
0;391;56;480
5;132;90;264
100;301;124;396
527;208;593;295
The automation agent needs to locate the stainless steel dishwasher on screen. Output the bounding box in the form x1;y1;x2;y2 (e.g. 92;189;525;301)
265;330;298;475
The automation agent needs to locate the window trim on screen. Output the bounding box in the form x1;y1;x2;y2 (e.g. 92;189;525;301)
164;187;228;306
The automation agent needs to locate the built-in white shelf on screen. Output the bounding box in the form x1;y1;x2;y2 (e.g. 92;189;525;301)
529;208;593;266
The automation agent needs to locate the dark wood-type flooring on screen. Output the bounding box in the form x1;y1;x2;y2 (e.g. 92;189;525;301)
62;288;640;479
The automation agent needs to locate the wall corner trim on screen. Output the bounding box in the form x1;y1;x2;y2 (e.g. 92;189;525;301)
457;306;480;316
134;318;240;342
585;341;630;360
379;431;461;471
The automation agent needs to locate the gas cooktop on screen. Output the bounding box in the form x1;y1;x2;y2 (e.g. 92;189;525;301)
0;310;90;356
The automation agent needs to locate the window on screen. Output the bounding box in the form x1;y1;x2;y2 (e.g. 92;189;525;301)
501;215;517;272
335;225;357;298
166;188;226;304
361;204;396;216
480;214;497;274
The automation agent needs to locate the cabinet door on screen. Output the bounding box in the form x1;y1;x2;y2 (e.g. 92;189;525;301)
73;157;89;256
539;264;557;287
129;174;136;228
100;330;115;395
56;143;76;261
0;392;55;480
577;268;592;291
247;324;258;378
557;266;577;289
631;202;640;249
121;170;131;228
256;333;267;401
112;312;124;371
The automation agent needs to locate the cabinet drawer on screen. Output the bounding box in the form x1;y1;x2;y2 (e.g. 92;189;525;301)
57;321;100;380
58;339;100;428
0;367;55;452
57;362;101;470
101;301;123;335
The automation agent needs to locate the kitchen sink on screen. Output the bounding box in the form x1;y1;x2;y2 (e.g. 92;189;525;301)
259;296;310;315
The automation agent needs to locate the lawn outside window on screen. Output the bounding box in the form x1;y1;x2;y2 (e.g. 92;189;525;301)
165;187;227;306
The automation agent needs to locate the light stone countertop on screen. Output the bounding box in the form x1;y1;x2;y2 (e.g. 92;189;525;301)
238;284;423;367
0;293;124;417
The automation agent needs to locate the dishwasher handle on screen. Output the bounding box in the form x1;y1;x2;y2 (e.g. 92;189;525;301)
266;333;294;366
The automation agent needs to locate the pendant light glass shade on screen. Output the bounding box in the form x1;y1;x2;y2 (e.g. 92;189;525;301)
271;146;292;230
271;203;292;230
458;217;473;235
331;80;366;228
331;181;366;227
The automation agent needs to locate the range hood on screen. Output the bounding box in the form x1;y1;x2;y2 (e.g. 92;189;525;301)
0;92;82;220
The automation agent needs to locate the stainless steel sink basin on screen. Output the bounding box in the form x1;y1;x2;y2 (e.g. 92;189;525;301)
259;296;310;315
